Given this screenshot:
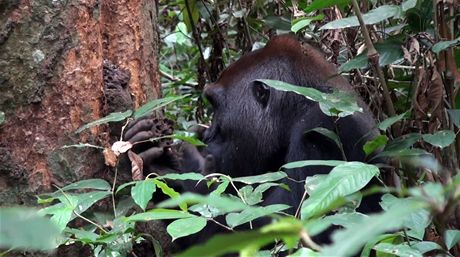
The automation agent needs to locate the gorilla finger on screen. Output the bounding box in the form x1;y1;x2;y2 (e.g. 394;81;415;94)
128;131;154;143
124;119;153;140
139;147;164;163
125;113;156;130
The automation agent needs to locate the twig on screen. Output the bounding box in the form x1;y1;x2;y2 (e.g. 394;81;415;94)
55;186;108;234
300;229;322;251
350;0;396;118
184;0;211;82
208;217;234;231
160;70;198;87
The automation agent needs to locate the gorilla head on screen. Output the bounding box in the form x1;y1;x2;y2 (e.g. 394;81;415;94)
201;35;376;178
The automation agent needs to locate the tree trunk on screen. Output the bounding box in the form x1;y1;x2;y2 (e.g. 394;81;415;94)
0;0;160;205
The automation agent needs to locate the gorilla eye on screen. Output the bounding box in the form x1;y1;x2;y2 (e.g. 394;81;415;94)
252;81;270;107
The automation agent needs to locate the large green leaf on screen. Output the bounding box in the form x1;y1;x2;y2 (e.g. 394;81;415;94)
380;194;430;240
75;110;132;133
303;0;350;13
321;5;402;30
131;179;156;211
39;191;110;231
61;179;111;191
232;171;287;184
373;243;422;257
124;209;194;222
422;130;456;148
445;230;460;250
157;193;247;213
0;208;62;250
175;218;302;257
432;36;460;54
301;162;379;220
282;160;345;169
153;179;187;211
339;41;404;72
321;201;426;257
158;172;204;181
258;79;361;117
225;204;290;228
447;109;460;127
167;216;207;241
134;95;187;119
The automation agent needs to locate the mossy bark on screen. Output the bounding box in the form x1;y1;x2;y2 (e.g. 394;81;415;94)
0;0;160;204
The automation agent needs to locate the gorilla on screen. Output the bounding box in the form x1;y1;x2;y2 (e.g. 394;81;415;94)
124;35;379;250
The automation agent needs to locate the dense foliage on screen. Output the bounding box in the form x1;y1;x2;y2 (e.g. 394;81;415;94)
1;0;459;257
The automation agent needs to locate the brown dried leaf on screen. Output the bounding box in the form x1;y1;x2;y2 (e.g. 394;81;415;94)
128;150;143;181
103;148;118;167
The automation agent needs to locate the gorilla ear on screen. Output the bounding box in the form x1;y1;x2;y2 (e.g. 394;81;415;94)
252;81;270;107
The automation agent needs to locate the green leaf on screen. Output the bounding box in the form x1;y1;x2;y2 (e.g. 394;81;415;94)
173;131;206;146
304;0;350;13
282;160;345;169
306;127;343;152
288;248;319;257
124;209;194;222
380;194;430;240
384;133;421;151
116;181;137;194
373;243;422;257
158;172;204;181
321;5;402;30
131;179;156;211
291;19;312;33
259;79;362;117
75;110;132;133
445;230;460;250
411;241;442;254
225;204;290;228
153;179;186;211
264;16;291;31
378;112;408;131
321;201;426;257
167;216;207;241
181;0;200;33
157;193;246;213
61;179;111;191
447;109;460;127
233;171;287;184
422;130;456;148
0;111;5;125
401;0;417;11
363;135;388;156
301;162;379;220
65;228;99;243
40;191;110;231
175;218;302;257
0;208;62;250
291;15;324;33
339;41;404;72
134;95;188;119
432;36;460;54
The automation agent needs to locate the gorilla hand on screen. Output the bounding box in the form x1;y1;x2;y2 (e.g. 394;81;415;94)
123;116;209;176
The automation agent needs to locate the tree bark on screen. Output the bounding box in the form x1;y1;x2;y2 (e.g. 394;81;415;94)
0;0;160;205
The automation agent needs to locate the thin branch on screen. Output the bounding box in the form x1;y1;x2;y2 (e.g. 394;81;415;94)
300;229;322;251
184;0;211;82
350;0;396;118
